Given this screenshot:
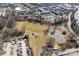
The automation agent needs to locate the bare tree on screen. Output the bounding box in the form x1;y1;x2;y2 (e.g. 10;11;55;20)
0;16;6;30
6;10;16;28
1;10;16;42
1;27;11;42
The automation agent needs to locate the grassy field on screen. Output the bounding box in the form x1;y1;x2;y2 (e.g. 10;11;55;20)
15;21;50;55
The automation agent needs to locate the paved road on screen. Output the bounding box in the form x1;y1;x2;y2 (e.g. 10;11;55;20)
67;12;74;34
57;48;79;56
67;8;79;37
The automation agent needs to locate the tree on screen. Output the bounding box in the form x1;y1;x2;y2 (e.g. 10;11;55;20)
0;16;6;30
7;10;16;28
1;27;11;42
11;29;25;37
